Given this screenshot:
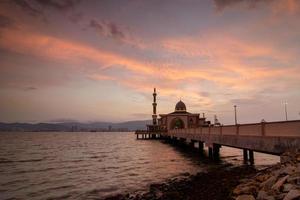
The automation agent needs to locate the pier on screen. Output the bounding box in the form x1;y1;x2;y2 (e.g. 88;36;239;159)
135;88;300;164
136;119;300;164
161;120;300;164
135;130;163;139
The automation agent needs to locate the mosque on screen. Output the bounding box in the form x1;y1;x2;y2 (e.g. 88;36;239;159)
147;88;210;132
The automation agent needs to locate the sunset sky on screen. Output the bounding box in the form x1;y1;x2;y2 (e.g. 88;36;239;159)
0;0;300;124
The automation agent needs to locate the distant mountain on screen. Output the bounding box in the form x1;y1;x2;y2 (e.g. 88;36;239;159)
0;120;152;132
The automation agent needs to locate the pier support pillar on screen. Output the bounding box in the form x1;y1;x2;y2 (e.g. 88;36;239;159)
179;138;186;147
243;149;248;163
213;144;220;160
249;150;254;165
208;147;213;158
198;141;204;155
172;137;178;145
189;140;195;149
243;149;254;165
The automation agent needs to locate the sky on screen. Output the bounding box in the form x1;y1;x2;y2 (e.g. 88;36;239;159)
0;0;300;124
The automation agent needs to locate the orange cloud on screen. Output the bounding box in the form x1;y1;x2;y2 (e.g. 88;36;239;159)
271;0;300;15
0;28;155;75
1;25;299;111
161;33;299;92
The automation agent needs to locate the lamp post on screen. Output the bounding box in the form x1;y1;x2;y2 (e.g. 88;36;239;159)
234;105;237;125
284;102;288;121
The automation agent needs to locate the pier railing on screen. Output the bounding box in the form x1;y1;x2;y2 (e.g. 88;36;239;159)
168;120;300;137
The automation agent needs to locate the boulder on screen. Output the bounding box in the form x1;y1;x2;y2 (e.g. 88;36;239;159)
261;176;277;190
271;175;289;191
280;166;297;176
256;174;271;183
233;185;258;195
236;194;256;200
287;176;300;185
257;190;275;200
283;184;295;192
275;193;288;200
283;189;300;200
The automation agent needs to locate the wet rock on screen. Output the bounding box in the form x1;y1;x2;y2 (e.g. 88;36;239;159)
105;194;124;200
261;176;277;190
161;191;181;200
280;166;296;176
234;185;258;196
257;190;268;199
180;172;190;177
283;189;300;200
287;176;300;185
257;190;275;200
256;174;271;183
272;175;289;191
283;184;295;192
236;194;255;200
234;151;300;200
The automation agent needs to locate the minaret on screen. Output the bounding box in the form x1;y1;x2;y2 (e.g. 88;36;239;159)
152;88;157;125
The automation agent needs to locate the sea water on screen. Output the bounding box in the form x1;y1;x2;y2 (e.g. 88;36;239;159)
0;132;279;200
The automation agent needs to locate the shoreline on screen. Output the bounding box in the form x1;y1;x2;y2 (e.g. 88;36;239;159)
232;151;300;200
104;164;259;200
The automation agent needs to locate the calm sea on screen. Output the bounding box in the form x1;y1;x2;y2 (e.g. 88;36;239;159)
0;132;279;200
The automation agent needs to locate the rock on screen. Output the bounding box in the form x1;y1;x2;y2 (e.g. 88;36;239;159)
233;151;300;200
261;176;277;190
272;175;289;191
283;189;300;200
275;193;288;200
161;191;181;200
240;178;251;183
297;155;300;162
280;166;297;175
181;172;190;177
257;190;268;199
265;196;275;200
257;190;275;200
283;184;295;192
236;194;256;200
287;176;300;185
281;155;293;164
155;190;163;199
233;185;258;195
257;174;271;182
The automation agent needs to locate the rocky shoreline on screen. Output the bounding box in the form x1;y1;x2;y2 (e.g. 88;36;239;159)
105;152;300;200
233;151;300;200
104;164;257;200
104;151;300;200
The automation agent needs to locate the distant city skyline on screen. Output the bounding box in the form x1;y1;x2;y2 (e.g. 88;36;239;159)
0;0;300;124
